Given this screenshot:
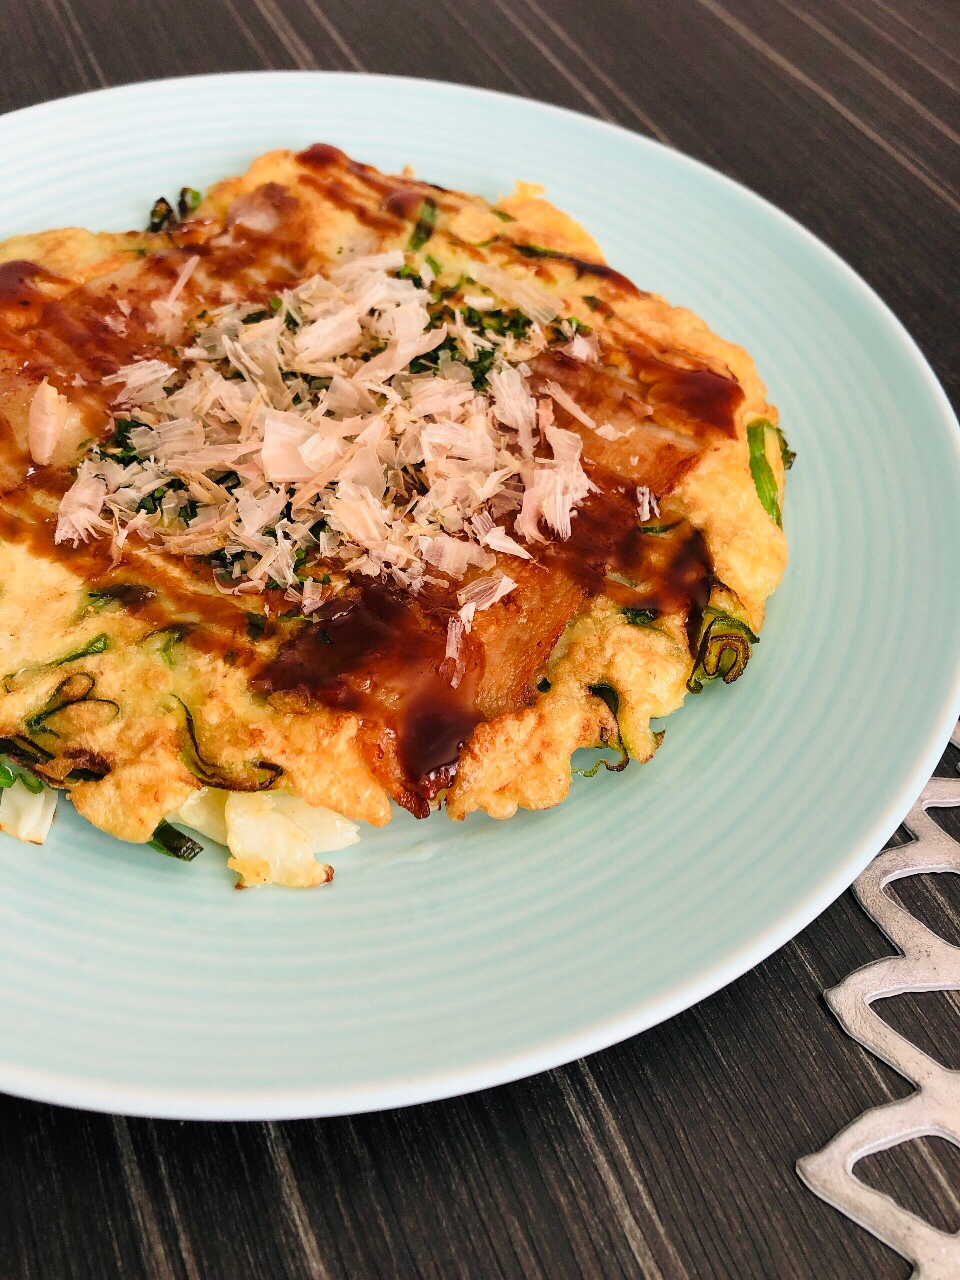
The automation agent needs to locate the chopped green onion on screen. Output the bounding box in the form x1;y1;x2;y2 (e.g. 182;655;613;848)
174;697;282;792
687;607;759;694
576;685;629;776
25;672;95;734
0;754;48;794
747;419;783;527
58;634;110;665
425;253;442;276
149;820;202;862
269;296;283;312
87;584;154;610
4;633;109;693
583;294;613;317
637;521;681;535
25;669;119;736
15;769;44;795
514;243;559;259
177;187;202;218
491;208;516;221
246;614;267;641
147;196;176;233
0;736;53;766
575;748;629;778
588;683;619;718
407;199;437;251
150;627;188;668
622;607;659;627
775;425;795;470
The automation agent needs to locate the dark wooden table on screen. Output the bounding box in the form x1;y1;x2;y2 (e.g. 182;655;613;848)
2;2;959;1276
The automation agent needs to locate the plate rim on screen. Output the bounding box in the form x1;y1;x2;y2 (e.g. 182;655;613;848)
2;69;960;1120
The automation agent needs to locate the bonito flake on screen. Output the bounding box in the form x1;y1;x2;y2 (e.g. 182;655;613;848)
58;253;604;603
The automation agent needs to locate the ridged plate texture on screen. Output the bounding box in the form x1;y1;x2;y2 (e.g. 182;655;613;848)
1;73;958;1118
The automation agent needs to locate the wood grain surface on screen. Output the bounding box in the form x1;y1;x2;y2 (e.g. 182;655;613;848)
1;2;958;1276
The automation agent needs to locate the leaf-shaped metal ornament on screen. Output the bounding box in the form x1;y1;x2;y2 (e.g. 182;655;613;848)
797;722;960;1279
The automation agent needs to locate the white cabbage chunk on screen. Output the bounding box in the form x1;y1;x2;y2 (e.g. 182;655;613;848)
169;787;359;887
171;786;230;845
0;781;58;844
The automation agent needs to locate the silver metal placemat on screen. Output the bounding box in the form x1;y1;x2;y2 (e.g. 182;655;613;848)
797;723;960;1279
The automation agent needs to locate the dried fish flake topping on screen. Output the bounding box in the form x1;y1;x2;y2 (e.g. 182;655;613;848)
57;252;604;605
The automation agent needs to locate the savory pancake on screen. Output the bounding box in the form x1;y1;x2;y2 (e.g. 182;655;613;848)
0;144;789;885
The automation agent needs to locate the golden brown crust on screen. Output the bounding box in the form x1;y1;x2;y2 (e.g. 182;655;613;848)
0;145;787;846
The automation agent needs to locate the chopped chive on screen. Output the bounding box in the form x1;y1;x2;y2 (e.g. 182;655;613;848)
149;819;202;862
425;253;442;276
687;607;759;694
637;520;681;535
408;198;437;252
514;243;562;259
622;607;659;627
491;208;516;221
747;419;783;527
87;584;154;610
576;684;629;777
177;187;202;218
588;683;619;718
0;736;53;766
174;696;282;792
56;634;109;666
147;196;176;233
158;628;186;668
4;633;109;694
775;425;795;470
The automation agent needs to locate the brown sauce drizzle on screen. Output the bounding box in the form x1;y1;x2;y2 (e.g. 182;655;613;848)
0;502;283;667
508;244;647;298
541;475;713;650
296;142;454;235
0;259;64;310
297;172;405;234
0;258;164;397
0;145;745;817
297;143;452;204
252;585;484;816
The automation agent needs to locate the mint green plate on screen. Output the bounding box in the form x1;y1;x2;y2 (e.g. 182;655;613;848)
2;73;959;1120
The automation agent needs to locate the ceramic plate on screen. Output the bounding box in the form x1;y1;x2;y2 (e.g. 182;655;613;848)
1;73;958;1119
